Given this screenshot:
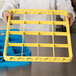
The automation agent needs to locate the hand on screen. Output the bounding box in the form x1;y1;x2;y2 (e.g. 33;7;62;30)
63;13;75;27
2;10;13;24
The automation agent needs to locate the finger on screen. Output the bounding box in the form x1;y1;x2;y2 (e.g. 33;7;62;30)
67;13;73;19
70;18;74;27
7;13;13;19
7;12;11;16
4;15;8;24
68;18;72;27
11;15;13;20
6;13;11;24
67;15;73;27
67;15;71;19
68;17;73;27
4;14;10;24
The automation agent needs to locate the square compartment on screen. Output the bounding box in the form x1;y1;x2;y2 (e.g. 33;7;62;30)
54;25;66;32
55;47;69;57
24;35;37;43
39;35;52;43
25;14;38;21
39;47;53;57
12;14;24;20
54;36;67;44
11;46;22;56
9;34;22;43
29;47;37;56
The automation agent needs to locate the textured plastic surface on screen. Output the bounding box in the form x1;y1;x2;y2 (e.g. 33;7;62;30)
0;29;31;68
4;9;73;62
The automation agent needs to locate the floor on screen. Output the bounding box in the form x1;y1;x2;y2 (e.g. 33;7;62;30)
0;19;76;76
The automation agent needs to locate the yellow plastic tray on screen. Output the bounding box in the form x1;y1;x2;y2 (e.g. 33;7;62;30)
4;9;73;62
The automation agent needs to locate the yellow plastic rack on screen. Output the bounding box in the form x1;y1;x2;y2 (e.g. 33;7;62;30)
4;9;73;62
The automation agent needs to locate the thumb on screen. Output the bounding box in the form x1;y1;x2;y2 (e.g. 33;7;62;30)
67;15;71;19
7;13;13;20
6;12;11;17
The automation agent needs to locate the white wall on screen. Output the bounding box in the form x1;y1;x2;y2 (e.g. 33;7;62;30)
0;0;5;19
0;0;5;9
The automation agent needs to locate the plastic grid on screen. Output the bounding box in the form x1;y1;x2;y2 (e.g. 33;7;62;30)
4;9;73;62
